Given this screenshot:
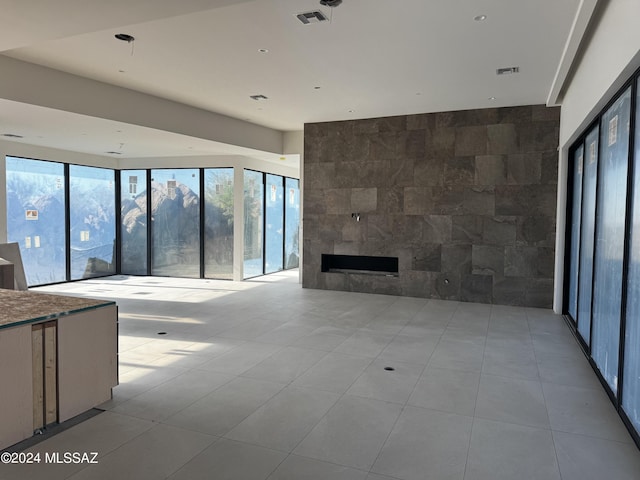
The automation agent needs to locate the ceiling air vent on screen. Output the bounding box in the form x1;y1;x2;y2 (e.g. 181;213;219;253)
496;66;520;75
296;11;329;24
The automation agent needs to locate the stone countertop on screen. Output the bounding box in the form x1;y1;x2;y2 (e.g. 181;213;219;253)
0;289;115;330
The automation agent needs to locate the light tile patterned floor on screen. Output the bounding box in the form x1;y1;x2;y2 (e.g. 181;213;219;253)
3;270;639;480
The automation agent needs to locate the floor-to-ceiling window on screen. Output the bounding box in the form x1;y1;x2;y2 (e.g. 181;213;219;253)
623;78;640;434
265;174;284;274
204;168;234;279
6;162;298;283
567;145;583;321
120;169;148;275
285;177;300;269
564;72;639;445
150;169;200;278
591;87;632;394
69;165;116;280
5;157;66;285
243;170;264;278
577;125;600;346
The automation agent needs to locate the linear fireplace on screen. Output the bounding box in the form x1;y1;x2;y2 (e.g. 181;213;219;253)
321;254;399;276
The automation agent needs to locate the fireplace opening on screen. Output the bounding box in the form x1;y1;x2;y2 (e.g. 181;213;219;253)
321;254;399;276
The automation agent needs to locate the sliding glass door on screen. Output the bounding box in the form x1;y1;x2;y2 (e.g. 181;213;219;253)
591;88;632;393
577;126;599;346
565;75;640;445
622;79;640;433
567;145;583;321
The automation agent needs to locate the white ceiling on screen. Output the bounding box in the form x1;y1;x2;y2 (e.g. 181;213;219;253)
0;0;584;163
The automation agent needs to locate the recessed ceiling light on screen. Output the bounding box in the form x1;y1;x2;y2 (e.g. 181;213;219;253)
488;96;496;101
2;133;23;138
474;15;487;21
115;33;135;43
258;48;269;53
250;94;268;101
348;109;355;113
314;86;321;90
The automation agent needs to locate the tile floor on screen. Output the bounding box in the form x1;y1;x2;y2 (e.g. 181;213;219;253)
3;270;640;480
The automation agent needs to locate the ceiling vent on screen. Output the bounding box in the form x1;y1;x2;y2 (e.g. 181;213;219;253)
496;66;520;75
296;11;329;24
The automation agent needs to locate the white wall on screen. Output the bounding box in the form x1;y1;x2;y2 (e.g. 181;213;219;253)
559;0;640;147
554;0;640;312
0;56;284;156
119;155;298;178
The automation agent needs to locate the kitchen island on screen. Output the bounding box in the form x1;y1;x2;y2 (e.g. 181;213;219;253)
0;289;117;450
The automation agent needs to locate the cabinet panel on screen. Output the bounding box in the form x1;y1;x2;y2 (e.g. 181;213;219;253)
57;305;117;422
0;326;33;450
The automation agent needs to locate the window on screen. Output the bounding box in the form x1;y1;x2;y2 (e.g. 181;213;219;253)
5;157;66;285
121;170;148;275
69;165;116;279
577;126;600;345
623;78;640;433
204;168;234;279
285;177;300;269
591;87;632;393
265;174;284;274
565;72;640;445
150;169;200;278
244;170;264;278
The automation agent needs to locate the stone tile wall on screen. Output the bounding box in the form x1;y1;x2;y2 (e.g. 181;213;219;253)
302;105;559;307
